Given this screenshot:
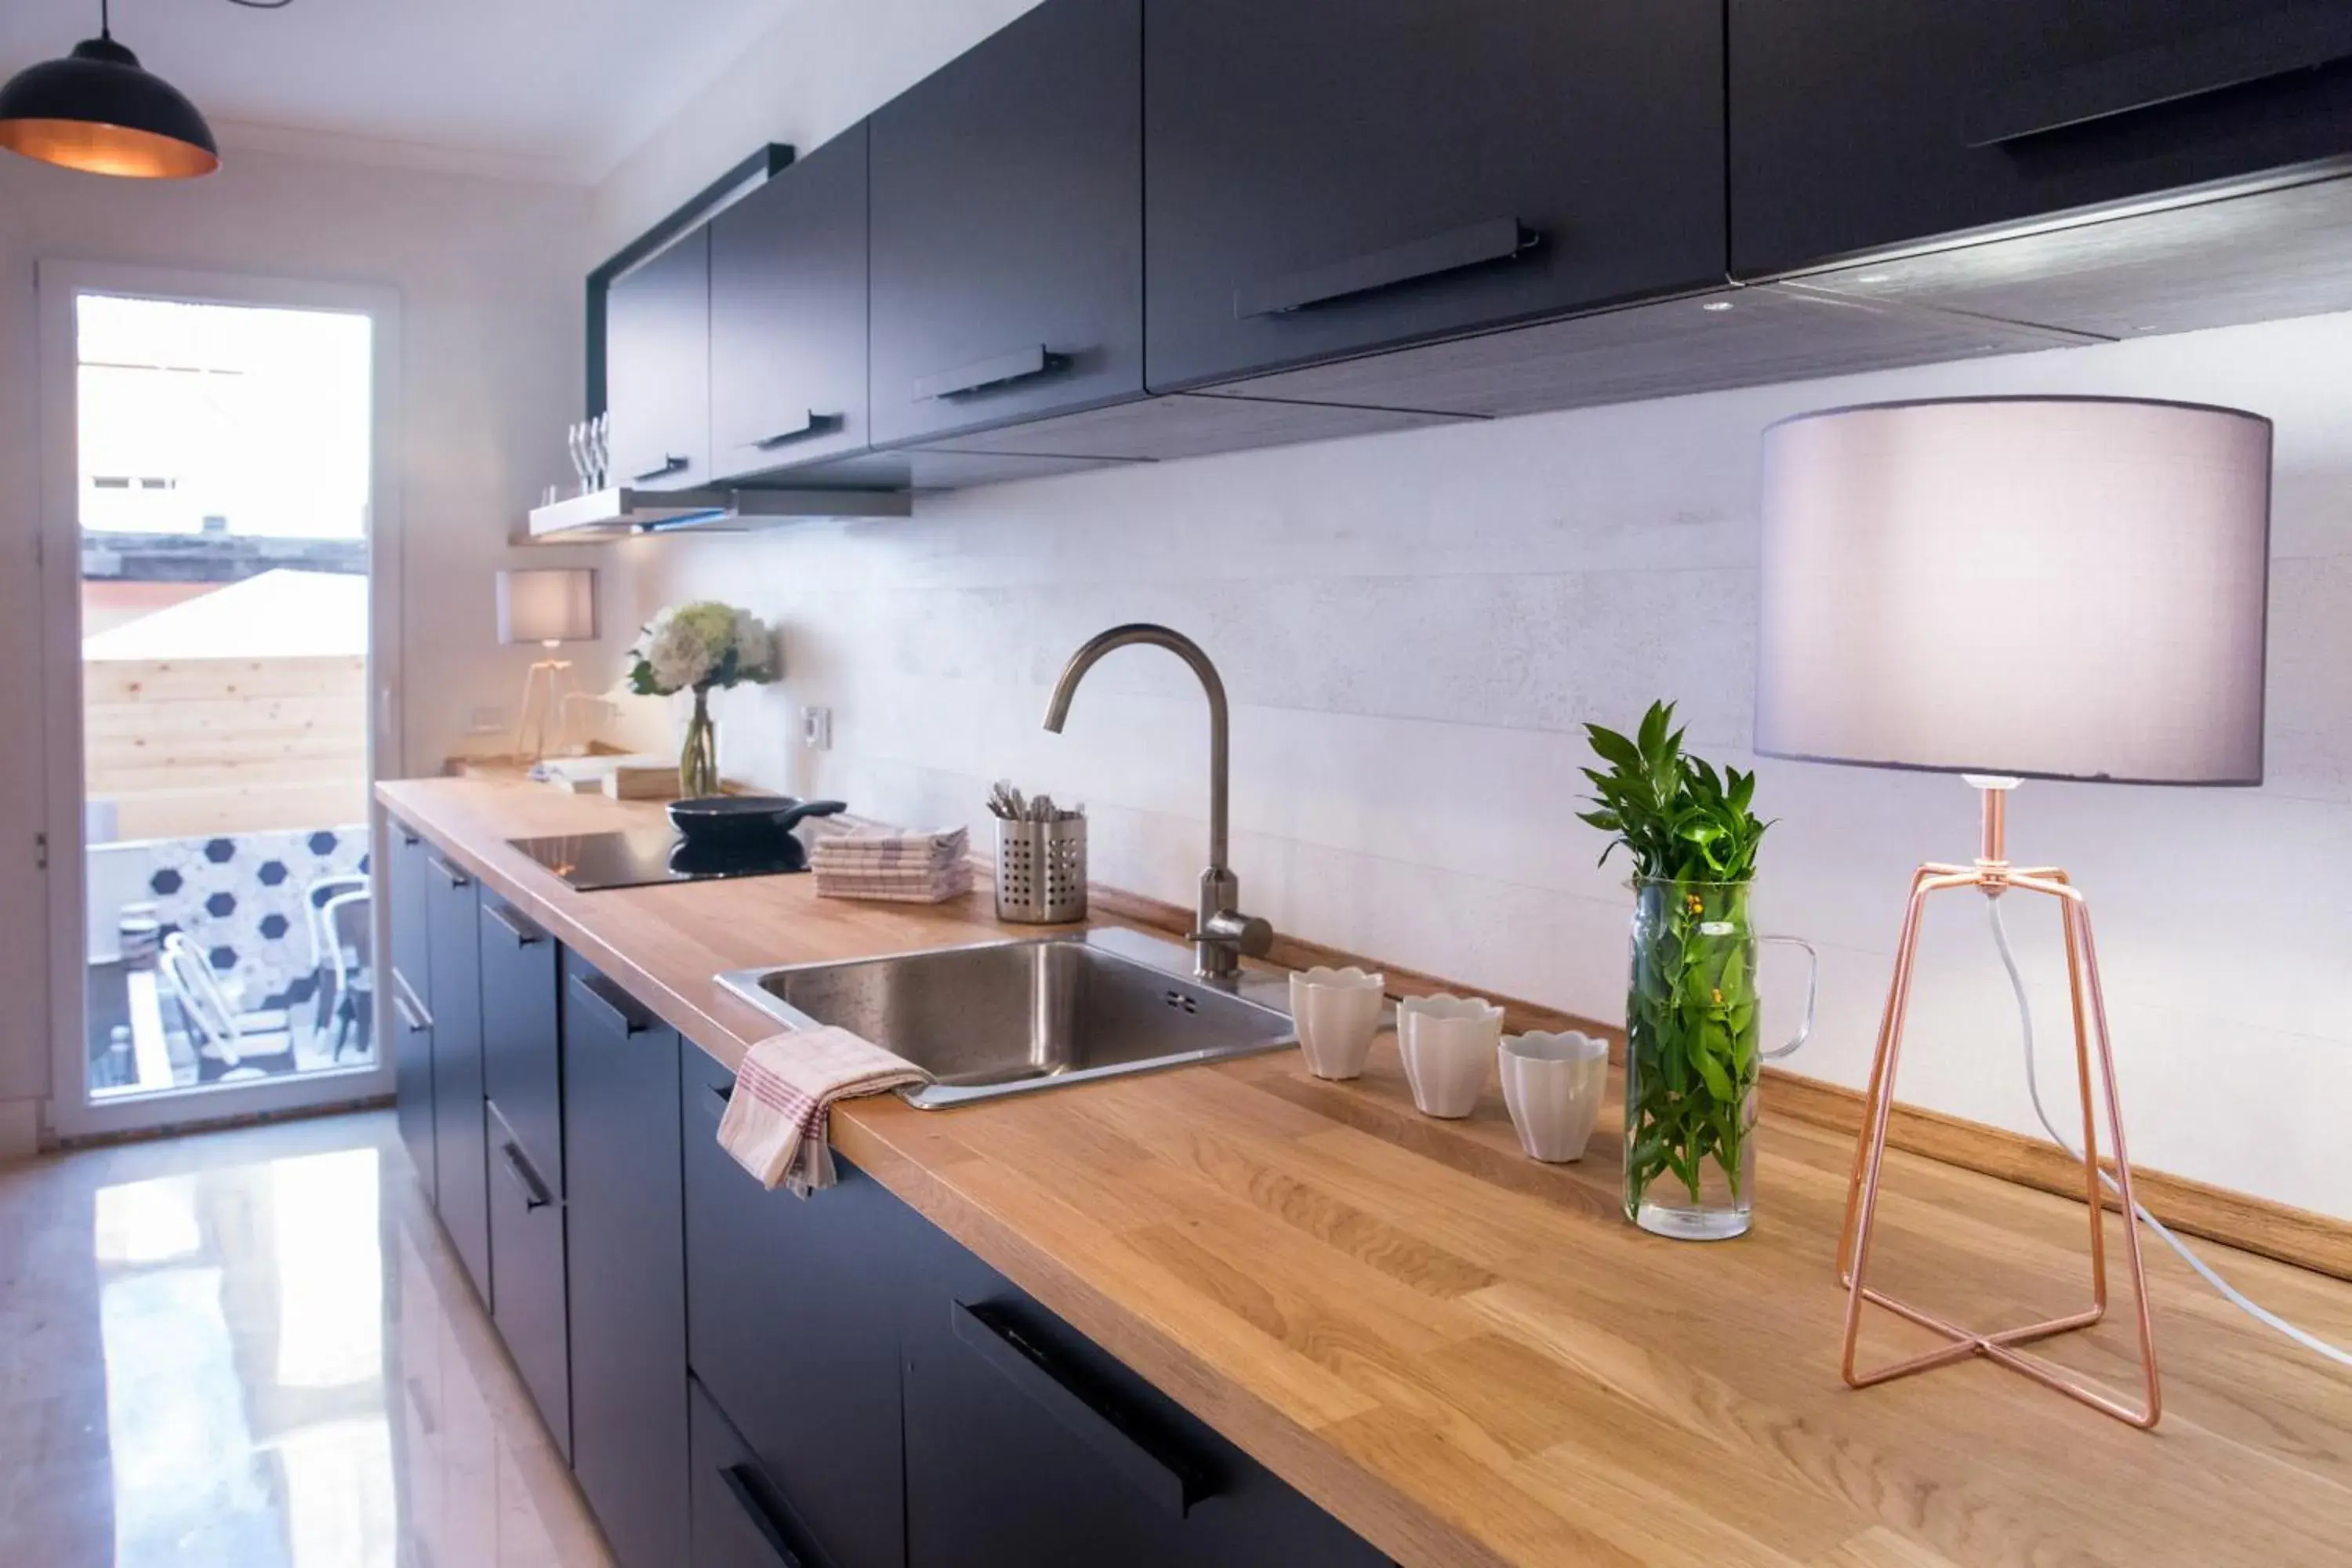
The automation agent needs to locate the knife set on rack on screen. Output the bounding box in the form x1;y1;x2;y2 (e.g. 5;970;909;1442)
987;780;1086;924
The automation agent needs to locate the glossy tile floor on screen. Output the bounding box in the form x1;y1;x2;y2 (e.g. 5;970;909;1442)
0;1112;611;1567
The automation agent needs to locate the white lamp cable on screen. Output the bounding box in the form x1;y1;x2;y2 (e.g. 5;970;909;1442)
1986;899;2352;1370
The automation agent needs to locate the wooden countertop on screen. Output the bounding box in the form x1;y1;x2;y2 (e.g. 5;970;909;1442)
380;777;2352;1568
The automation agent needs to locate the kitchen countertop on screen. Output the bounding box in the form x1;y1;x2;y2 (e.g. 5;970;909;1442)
379;777;2352;1567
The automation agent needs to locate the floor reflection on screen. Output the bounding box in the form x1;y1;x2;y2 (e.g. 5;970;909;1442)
0;1111;607;1567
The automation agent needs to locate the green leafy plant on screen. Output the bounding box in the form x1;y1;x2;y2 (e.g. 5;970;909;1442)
1578;702;1773;1217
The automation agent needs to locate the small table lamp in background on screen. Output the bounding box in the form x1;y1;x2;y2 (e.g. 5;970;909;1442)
1755;395;2274;1430
496;567;599;761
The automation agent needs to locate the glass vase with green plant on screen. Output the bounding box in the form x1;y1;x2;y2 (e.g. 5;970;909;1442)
1579;701;1816;1240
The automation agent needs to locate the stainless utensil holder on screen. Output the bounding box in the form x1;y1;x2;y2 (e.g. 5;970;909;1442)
996;816;1087;924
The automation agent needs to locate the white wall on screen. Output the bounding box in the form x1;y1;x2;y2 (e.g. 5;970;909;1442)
588;2;2352;1218
615;318;2352;1218
0;147;612;1124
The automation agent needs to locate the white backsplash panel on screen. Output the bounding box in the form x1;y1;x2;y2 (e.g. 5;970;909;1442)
613;310;2352;1218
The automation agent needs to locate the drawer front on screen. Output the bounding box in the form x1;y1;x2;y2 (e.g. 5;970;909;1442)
869;0;1145;446
1144;0;1724;392
486;1098;570;1461
903;1223;1388;1568
689;1376;829;1568
391;974;435;1204
681;1047;910;1568
1731;0;2352;275
561;953;689;1568
385;815;431;1004
477;891;562;1193
424;856;490;1306
710;123;873;478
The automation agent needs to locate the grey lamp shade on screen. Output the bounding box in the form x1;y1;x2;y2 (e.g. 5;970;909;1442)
496;568;598;646
1755;397;2272;786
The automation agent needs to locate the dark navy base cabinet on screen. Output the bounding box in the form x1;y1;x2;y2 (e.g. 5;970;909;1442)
682;1047;912;1568
564;953;689;1568
902;1221;1390;1568
423;851;490;1307
385;818;436;1203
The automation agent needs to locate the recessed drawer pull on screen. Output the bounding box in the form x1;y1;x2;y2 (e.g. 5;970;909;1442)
1963;5;2352;146
747;412;844;449
1235;216;1538;318
718;1463;807;1567
571;971;650;1036
911;343;1069;401
426;853;470;890
483;901;545;946
630;454;690;482
949;1299;1214;1516
393;985;432;1034
497;1140;554;1212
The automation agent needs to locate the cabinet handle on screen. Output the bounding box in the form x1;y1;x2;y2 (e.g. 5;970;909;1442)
572;971;650;1036
746;412;844;450
911;344;1069;401
949;1300;1214;1516
630;455;690;482
426;854;470;890
483;900;545;946
1236;216;1538;318
496;1138;554;1211
717;1464;806;1567
1963;5;2352;146
393;984;431;1034
398;827;422;848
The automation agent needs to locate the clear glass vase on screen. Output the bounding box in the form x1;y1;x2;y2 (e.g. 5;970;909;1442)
1623;877;1817;1240
679;688;719;800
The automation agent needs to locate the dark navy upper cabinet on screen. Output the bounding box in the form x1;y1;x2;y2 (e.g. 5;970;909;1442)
1142;0;1726;394
710;123;873;480
564;953;689;1568
1730;1;2352;277
868;0;1144;447
606;227;713;492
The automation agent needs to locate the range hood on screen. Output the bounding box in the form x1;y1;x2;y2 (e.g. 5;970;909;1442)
526;483;910;539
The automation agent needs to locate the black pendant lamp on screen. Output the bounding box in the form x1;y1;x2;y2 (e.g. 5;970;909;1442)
0;0;220;180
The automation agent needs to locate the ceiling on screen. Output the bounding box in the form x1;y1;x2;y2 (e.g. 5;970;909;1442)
0;0;797;183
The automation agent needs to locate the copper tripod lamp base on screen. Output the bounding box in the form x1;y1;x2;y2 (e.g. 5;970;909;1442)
1835;781;2161;1430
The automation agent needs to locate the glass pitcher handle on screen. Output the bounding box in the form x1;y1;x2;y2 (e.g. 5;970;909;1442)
1759;935;1820;1061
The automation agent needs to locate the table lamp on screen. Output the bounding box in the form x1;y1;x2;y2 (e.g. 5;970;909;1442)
496;567;599;761
1755;395;2273;1430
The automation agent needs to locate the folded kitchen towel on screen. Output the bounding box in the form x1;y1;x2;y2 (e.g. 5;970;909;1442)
809;826;969;869
814;860;975;905
717;1025;931;1196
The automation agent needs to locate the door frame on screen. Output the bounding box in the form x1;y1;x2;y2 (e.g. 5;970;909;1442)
37;260;405;1140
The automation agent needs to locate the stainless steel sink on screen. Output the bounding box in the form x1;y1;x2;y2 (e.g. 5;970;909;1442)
717;928;1296;1109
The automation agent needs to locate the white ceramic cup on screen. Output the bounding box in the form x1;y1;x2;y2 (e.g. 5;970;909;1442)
1499;1030;1610;1162
1289;966;1385;1080
1396;994;1504;1119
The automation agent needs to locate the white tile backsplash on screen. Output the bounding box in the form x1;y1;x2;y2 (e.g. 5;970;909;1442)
619;310;2352;1218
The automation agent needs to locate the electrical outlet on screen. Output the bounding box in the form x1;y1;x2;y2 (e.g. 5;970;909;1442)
800;706;832;750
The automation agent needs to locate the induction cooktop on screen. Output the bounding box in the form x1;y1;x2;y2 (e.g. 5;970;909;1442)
506;827;809;892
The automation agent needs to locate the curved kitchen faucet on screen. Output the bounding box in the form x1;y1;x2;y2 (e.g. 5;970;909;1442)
1043;623;1272;982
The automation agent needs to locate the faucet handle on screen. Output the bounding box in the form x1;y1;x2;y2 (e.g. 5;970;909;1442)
1191;909;1273;960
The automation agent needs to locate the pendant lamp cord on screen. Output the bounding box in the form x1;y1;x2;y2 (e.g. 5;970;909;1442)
1988;898;2352;1370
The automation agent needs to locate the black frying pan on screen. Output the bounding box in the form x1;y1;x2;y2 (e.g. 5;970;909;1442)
667;794;847;847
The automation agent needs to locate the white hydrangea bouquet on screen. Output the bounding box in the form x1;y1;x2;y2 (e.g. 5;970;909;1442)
626;601;779;799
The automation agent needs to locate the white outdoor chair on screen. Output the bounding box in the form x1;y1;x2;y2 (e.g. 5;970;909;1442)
159;931;294;1079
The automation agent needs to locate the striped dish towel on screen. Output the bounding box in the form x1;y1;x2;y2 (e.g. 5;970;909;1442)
808;826;968;869
815;861;975;904
716;1025;931;1196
